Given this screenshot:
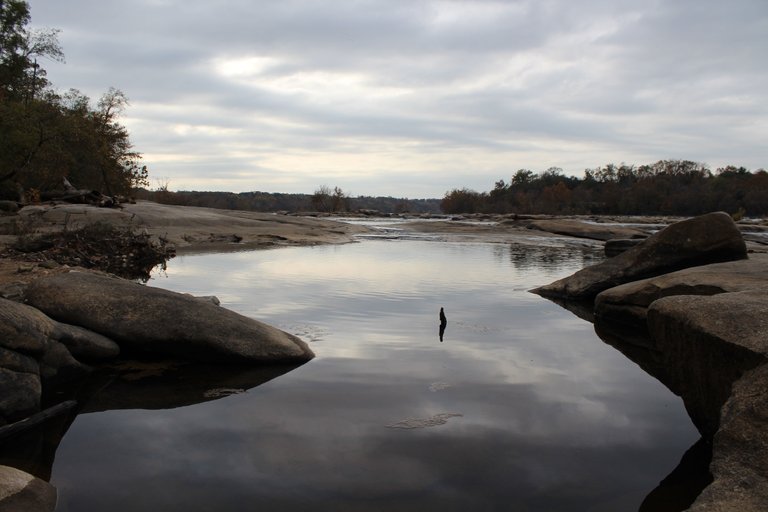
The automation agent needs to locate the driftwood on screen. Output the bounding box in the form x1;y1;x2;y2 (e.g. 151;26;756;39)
40;189;116;207
38;177;120;208
0;400;78;441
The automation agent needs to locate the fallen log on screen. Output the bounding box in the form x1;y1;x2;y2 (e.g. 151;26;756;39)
0;400;78;441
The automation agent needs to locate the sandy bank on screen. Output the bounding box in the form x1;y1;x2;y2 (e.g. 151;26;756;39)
8;201;370;252
0;201;371;288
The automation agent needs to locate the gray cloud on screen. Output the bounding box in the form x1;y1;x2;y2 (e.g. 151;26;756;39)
27;0;768;196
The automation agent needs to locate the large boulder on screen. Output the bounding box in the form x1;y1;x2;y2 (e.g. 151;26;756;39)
23;272;314;363
595;254;768;324
0;465;57;512
532;212;747;299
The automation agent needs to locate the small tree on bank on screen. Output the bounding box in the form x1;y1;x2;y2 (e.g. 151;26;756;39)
311;185;349;213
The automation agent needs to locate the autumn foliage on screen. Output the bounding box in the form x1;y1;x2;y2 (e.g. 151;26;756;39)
441;161;768;217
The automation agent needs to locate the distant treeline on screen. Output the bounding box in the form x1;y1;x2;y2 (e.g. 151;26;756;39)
441;160;768;217
135;188;442;215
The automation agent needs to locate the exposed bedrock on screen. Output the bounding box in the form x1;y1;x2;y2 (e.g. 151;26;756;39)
533;212;768;510
23;272;314;364
647;291;768;437
687;364;768;511
594;254;768;325
526;218;649;241
531;211;747;299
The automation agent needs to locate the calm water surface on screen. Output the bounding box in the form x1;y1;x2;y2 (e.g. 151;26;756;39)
50;239;698;511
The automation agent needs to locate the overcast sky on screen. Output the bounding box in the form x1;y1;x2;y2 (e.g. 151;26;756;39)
27;0;768;197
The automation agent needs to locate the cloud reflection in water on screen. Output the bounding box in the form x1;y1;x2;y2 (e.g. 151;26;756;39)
50;240;697;511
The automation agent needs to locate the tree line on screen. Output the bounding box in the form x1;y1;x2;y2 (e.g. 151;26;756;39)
441;160;768;217
136;186;442;215
0;0;147;202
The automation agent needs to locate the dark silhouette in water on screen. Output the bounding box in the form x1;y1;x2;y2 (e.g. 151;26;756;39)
439;307;447;342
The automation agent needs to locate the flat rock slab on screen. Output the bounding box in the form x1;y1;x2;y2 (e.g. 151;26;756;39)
23;272;314;363
595;254;768;323
532;212;747;299
648;290;768;360
527;218;649;241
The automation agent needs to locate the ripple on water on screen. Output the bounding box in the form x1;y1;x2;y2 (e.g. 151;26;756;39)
386;413;463;429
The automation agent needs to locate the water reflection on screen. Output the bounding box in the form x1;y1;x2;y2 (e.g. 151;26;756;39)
0;360;306;483
542;296;716;509
43;240;698;511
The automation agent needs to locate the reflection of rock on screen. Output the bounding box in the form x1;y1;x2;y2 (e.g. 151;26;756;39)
532;212;747;299
541;296;596;324
0;360;307;489
527;218;649;241
0;465;57;512
595;255;768;324
23;272;314;363
80;361;305;412
604;238;644;257
639;438;713;512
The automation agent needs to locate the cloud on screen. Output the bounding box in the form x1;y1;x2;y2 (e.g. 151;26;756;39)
27;0;768;196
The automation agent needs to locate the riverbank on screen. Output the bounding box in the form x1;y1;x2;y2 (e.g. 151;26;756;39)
0;201;371;286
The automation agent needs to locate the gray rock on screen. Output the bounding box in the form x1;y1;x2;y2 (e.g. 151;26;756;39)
595;254;768;324
0;298;119;362
23;272;314;363
0;359;40;425
0;465;57;512
0;297;119;423
688;363;768;511
532;212;747;299
39;341;91;385
604;238;644;257
0;300;51;356
647;291;768;437
51;323;120;361
0;200;19;213
527;218;648;241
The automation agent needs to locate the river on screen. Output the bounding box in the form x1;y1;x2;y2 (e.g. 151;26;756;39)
49;234;699;511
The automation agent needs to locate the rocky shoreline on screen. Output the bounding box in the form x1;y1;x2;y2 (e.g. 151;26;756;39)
533;212;768;511
0;203;766;510
0;201;368;510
